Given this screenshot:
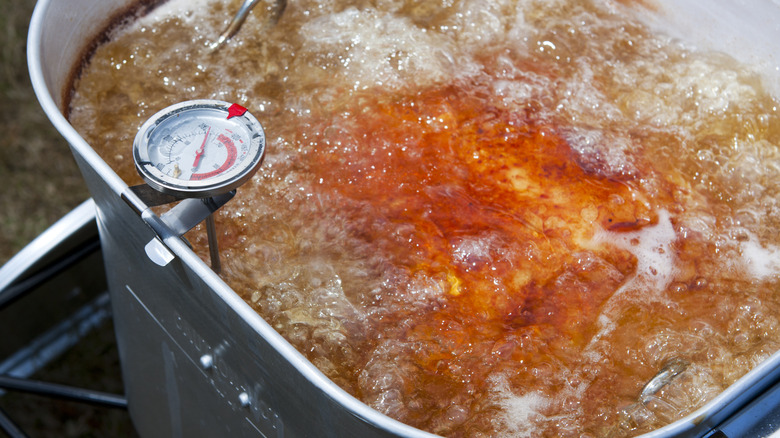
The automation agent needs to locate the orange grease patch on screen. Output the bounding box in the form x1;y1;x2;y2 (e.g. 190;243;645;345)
306;82;674;415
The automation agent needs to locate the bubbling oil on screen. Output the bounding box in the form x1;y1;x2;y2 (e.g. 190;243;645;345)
68;0;780;436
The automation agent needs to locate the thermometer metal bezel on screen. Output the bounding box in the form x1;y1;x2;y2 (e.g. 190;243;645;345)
133;99;265;198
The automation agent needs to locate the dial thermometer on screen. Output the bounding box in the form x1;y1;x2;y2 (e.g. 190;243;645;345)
132;100;266;273
133;99;265;198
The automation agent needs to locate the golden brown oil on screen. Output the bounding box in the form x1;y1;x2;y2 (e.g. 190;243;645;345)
69;0;780;436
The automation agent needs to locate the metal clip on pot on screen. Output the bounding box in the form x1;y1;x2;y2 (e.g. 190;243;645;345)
126;184;235;274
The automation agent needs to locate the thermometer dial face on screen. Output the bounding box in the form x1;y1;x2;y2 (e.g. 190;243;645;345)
133;100;266;198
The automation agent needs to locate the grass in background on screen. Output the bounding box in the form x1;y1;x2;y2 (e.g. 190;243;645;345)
0;4;138;438
0;0;90;264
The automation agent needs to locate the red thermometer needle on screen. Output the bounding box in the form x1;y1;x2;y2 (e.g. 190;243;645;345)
193;127;211;168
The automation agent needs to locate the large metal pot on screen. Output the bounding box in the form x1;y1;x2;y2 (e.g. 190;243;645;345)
26;0;780;436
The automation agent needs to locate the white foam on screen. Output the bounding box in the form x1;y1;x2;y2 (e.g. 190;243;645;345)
490;61;554;111
438;0;516;46
587;210;677;347
671;59;758;116
554;61;624;123
562;127;637;177
738;235;780;279
299;7;458;90
451;232;506;272
138;0;214;24
489;374;550;438
593;209;677;301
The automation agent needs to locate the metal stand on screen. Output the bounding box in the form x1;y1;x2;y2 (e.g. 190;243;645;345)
0;375;127;409
0;406;27;438
0;233;128;438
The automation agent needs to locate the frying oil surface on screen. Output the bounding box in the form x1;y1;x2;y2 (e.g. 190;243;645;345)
69;0;780;436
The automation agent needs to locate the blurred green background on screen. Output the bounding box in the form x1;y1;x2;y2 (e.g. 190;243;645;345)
0;0;90;265
0;0;136;436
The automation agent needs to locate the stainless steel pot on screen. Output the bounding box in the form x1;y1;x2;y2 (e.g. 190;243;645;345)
26;0;780;436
